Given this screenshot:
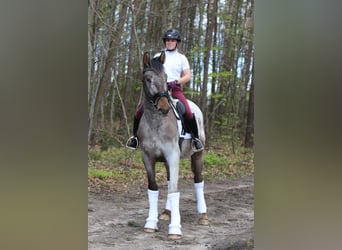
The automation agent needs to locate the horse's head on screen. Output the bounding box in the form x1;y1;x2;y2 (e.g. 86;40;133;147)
142;51;170;114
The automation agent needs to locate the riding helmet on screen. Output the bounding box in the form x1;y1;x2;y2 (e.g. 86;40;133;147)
162;29;181;42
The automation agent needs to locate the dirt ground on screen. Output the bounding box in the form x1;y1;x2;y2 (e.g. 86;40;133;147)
88;176;254;250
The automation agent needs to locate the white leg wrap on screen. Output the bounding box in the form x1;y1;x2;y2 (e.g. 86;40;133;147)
194;181;207;214
144;189;159;230
165;181;171;210
168;192;182;235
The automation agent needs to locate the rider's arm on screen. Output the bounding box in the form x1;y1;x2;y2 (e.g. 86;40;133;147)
177;68;191;85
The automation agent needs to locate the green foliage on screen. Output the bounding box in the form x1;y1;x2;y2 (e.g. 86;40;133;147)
204;152;228;167
209;92;225;99
91;129;124;151
189;45;207;55
88;144;254;192
203;148;254;179
88;169;113;179
88;146;133;169
209;71;233;79
88;149;102;161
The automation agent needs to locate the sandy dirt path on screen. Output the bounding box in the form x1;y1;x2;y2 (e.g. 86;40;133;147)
88;176;254;250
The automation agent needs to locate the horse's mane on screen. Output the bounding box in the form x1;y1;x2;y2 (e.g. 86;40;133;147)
149;56;164;74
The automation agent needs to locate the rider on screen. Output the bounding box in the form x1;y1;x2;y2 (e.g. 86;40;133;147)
126;29;204;152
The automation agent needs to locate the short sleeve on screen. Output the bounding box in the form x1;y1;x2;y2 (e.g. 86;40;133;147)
181;54;190;71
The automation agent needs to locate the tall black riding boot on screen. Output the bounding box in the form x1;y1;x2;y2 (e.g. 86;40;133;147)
126;115;140;150
186;114;204;152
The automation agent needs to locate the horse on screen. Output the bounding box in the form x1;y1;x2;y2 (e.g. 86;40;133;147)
137;51;208;240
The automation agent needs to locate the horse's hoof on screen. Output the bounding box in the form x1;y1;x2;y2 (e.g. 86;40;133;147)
159;209;171;221
144;228;157;233
198;213;209;225
168;234;182;240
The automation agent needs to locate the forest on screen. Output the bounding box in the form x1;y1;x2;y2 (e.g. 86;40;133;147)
88;0;254;150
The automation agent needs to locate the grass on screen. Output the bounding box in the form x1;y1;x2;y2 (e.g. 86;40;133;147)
88;144;254;192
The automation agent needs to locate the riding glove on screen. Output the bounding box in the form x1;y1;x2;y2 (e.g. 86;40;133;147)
167;80;180;90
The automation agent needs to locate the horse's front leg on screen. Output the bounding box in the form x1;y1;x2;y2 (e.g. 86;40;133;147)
191;151;209;225
166;150;182;239
142;154;159;233
159;163;171;221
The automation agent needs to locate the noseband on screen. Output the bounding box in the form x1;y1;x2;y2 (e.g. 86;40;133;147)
150;91;170;109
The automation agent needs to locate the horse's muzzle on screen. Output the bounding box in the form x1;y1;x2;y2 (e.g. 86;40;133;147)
151;91;171;115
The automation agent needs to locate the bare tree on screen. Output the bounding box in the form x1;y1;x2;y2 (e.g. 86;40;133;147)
244;61;254;148
88;0;254;148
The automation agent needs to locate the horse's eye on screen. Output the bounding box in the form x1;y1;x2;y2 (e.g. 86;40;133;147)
144;76;152;83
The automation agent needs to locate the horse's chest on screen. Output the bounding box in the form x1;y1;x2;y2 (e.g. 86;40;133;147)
139;113;179;157
142;139;172;152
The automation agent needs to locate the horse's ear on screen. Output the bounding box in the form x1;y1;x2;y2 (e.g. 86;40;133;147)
143;52;150;68
159;51;166;64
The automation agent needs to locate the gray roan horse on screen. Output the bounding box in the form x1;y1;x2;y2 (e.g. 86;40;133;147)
138;51;208;240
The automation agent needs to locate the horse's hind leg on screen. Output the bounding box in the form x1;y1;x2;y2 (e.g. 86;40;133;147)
191;152;209;225
142;156;159;233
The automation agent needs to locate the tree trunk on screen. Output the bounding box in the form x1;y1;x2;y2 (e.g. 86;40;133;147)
238;0;254;138
244;61;254;148
200;0;214;117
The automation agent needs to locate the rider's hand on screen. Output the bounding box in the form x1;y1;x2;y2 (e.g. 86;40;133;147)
167;80;178;90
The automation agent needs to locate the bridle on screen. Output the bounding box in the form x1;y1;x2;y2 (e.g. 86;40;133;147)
150;91;170;105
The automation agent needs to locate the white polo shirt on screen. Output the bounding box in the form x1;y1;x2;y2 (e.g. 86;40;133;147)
154;50;190;82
